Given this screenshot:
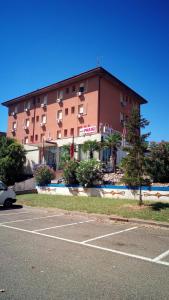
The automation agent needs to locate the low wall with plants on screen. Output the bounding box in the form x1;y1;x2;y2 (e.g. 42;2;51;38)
36;184;169;201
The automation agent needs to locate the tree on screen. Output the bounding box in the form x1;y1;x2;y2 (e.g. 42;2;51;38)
82;140;100;159
121;107;150;205
146;141;169;183
103;133;122;173
0;136;26;185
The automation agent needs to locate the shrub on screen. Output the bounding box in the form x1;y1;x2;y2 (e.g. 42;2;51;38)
76;159;102;187
34;165;55;185
145;142;169;183
63;160;79;185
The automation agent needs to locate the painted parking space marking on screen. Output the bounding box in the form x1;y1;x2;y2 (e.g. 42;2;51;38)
0;211;30;217
81;226;138;243
153;249;169;262
33;219;95;232
1;223;169;267
0;213;64;225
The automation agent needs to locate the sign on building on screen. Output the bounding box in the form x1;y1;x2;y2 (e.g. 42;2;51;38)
79;126;97;136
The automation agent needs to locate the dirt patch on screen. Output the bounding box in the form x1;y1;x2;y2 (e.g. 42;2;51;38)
121;204;147;211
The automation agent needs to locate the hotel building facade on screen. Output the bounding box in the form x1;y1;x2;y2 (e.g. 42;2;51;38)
2;67;147;171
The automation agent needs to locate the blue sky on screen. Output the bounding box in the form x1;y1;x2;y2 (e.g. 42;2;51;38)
0;0;168;141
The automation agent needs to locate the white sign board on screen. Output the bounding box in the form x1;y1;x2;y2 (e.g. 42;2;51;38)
79;126;97;136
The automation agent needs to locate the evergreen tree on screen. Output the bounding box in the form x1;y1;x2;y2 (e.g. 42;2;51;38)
121;107;150;205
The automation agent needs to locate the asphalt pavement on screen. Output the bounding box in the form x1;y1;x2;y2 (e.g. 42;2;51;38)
0;205;169;300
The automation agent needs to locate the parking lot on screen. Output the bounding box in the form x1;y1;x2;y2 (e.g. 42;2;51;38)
0;206;169;299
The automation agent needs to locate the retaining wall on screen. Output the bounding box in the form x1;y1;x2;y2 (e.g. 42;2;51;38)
37;184;169;201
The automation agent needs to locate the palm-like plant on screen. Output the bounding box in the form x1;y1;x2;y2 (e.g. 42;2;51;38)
82;140;100;159
103;133;122;173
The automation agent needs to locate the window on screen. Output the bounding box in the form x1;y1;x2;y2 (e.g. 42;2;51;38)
11;105;18;115
57;110;62;120
120;112;125;125
72;85;76;92
25;119;30;128
32;117;35;123
70;128;74;136
57;131;61;139
41;114;47;124
79;83;85;93
24;137;28;144
64;129;67;137
66;87;69;94
0;182;6;190
30;135;34;142
24;101;31;111
71;106;75;114
78;105;84;114
57;90;64;100
35;134;38;141
78;127;82;136
40;134;45;142
36;97;41;104
36;116;39;122
65;108;68;116
41;95;47;108
120;93;127;106
43;95;48;105
13;122;17;130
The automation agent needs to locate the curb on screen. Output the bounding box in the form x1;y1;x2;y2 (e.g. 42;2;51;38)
21;205;169;229
109;216;169;228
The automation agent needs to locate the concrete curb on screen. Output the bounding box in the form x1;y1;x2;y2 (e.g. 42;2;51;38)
22;205;169;229
109;216;169;228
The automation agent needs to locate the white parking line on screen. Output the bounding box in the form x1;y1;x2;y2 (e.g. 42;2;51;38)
81;226;138;243
0;214;64;225
153;249;169;262
1;223;169;267
33;219;95;232
0;211;30;217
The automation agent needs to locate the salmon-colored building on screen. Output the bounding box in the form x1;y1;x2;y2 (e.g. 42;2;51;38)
2;67;147;170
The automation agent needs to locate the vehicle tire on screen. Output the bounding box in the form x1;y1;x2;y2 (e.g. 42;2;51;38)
4;199;12;209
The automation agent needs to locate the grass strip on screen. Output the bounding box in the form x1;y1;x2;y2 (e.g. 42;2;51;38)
17;194;169;223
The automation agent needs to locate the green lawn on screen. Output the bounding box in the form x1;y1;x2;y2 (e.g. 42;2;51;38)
17;194;169;223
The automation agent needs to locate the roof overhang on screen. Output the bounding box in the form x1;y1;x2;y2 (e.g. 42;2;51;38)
1;67;148;106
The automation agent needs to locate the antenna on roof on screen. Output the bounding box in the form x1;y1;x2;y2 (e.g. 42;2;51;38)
96;56;103;67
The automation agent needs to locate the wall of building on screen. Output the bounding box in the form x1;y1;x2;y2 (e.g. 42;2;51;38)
99;77;140;133
7;76;99;145
24;144;40;174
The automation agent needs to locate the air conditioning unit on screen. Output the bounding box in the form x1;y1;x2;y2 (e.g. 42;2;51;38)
11;128;16;133
57;119;62;124
77;113;83;119
57;98;62;103
24;125;29;130
40;122;46;127
41;103;47;108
